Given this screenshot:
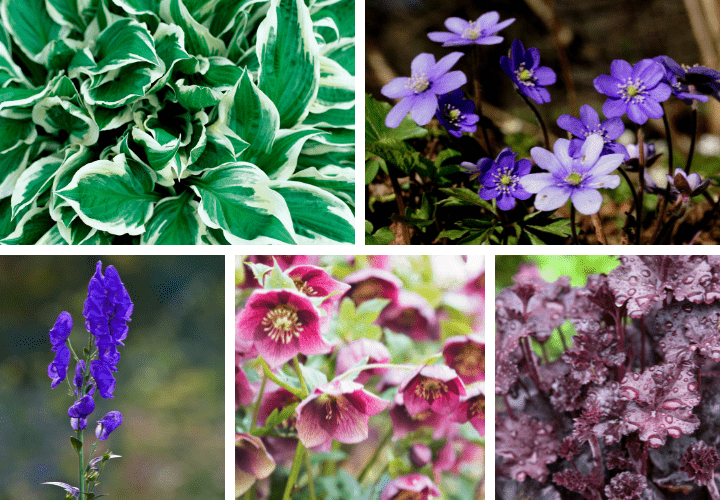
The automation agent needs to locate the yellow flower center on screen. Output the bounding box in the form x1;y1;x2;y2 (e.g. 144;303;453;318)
449;108;461;120
626;85;639;97
519;69;532;81
500;175;512;186
414;377;448;402
406;72;430;93
470;395;485;417
262;304;303;344
565;172;584;186
462;22;482;40
455;343;485;379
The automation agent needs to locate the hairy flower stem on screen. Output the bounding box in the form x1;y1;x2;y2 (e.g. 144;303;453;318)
472;47;493;157
570;205;579;245
636;127;646;244
259;358;306;399
557;325;569;351
685;104;698;174
517;90;549;149
520;337;543;393
78;428;84;500
282;440;306;500
293;357;308;395
589;436;603;473
357;426;393;483
304;450;317;500
251;373;268;430
708;474;720;500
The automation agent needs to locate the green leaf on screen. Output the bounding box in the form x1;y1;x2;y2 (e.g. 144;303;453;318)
298;364;327;393
1;0;62;63
56;155;160;236
437;229;468;240
140;191;205;244
218;69;279;157
271;180;354;244
0;206;54;244
70;436;82;453
190;162;297;244
0;142;33;199
31;96;99;146
438;187;492;208
46;0;90;31
365;93;427;146
365;226;394;245
255;128;322;180
257;0;319;128
11;155;62;219
290;166;354;207
159;0;225;57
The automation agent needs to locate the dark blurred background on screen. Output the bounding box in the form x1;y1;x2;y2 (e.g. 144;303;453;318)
367;0;720;150
0;256;224;500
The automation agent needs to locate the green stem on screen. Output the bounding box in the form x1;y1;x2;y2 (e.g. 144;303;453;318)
685;104;698;173
570;204;579;245
304;449;317;500
78;429;84;500
293;357;308;395
517;90;549;149
259;358;306;399
251;373;268;430
357;426;393;483
661;103;674;175
282;441;306;500
336;362;416;381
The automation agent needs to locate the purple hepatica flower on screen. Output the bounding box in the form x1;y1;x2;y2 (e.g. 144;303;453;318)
500;39;556;104
667;168;711;203
594;59;672;124
236;289;331;369
655;55;720;104
520;134;624;215
380;474;441;500
399;364;466;416
96;411;122;440
295;379;390;449
344;268;403;306
557;104;627;158
428;11;515;47
47;311;73;389
476;147;532;211
381;52;466;128
335;338;391;384
378;290;440;341
435;89;479;137
236;433;276;497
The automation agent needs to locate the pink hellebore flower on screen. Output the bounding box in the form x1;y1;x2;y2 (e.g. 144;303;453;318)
455;383;485;435
399;364;466;416
344;268;403;306
389;392;449;439
240;255;319;289
236;289;331;368
380;474;441;500
295;379;390;449
336;339;391;384
257;384;301;428
443;334;485;384
378;290;440;341
287;265;351;331
409;443;433;467
236;433;276;496
236;365;254;410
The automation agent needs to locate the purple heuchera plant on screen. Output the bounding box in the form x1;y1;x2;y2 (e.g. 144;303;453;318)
496;255;720;500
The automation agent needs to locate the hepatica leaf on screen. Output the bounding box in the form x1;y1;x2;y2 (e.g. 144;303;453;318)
0;0;354;244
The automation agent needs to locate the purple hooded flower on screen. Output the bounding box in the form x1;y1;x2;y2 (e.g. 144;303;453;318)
236;433;276;496
68;395;95;430
500;39;556;104
399;365;466;416
594;59;672;124
388;392;451;439
428;11;515;47
95;411;122;440
47;312;73;389
236;289;331;368
335;339;391;384
655;55;720;104
443;334;485;384
520;134;624;215
377;290;440;341
435;89;479;137
666;168;711;203
91;359;116;399
475;147;532;211
236;365;254;410
557;104;627;158
381;52;467;128
83;262;133;354
380;474;441;500
344;268;403;306
294;379;390;449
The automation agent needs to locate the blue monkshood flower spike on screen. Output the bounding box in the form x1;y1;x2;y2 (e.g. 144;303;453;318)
381;52;467;128
557;105;627;159
68;395;95;419
654;56;720;104
594;59;672;124
428;11;515;47
500;39;556;104
96;411;123;440
476;147;532;210
520;134;624;215
91;360;116;399
49;312;72;346
48;345;71;389
435;89;479;137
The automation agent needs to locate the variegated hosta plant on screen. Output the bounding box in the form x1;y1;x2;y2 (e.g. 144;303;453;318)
0;0;355;244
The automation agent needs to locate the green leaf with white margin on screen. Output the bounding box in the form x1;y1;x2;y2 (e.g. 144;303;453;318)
0;74;65;112
257;0;320;128
159;0;225;57
82;62;165;108
0;115;35;153
11;155;62;219
184;128;235;175
271;180;354;243
254;128;323;180
290;165;354;207
312;55;354;112
57;154;161;235
189;162;296;244
150;23;192;92
45;0;90;31
218;69;279;157
110;0;160;16
0;142;33;199
0;206;54;244
32;97;99;146
0;197;11;237
94;105;133;131
0;40;32;87
1;0;64;63
141;191;205;244
35;224;68;244
131;126;182;185
49;145;93;221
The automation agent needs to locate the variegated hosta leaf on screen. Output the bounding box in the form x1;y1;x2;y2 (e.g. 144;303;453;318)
189;162;297;244
32;97;100;145
255;128;323;180
56;154;161;235
159;0;225;57
1;0;63;64
290;165;354;208
45;0;92;31
0;206;55;244
257;0;320;128
141;191;205;244
11;155;63;219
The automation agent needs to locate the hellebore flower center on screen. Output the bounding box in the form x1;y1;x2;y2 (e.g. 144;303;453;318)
262;304;303;344
471;397;485;417
414;377;449;401
455;344;484;379
291;277;315;296
406;71;430;93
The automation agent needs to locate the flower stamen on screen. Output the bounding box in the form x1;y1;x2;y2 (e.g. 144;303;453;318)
406;72;430;93
262;304;303;344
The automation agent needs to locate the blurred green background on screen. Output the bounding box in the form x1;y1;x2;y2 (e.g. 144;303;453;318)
0;256;224;500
